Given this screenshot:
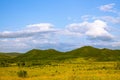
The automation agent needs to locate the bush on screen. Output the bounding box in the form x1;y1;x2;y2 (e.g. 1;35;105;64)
0;61;9;67
17;62;26;67
17;70;27;78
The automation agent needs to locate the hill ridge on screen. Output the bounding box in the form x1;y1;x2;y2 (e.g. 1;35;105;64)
12;46;120;62
0;46;120;64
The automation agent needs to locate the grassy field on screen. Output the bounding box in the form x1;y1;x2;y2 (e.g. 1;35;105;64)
0;61;120;80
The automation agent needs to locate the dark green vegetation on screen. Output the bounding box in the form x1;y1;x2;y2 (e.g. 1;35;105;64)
0;52;21;67
0;53;11;67
0;46;120;67
17;70;27;78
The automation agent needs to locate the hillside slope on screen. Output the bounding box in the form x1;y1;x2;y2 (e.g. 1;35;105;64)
12;49;64;62
12;46;120;63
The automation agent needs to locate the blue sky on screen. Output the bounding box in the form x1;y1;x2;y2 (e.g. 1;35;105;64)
0;0;120;52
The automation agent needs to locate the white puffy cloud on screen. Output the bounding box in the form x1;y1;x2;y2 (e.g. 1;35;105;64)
99;3;115;12
0;23;56;38
67;20;114;41
59;29;82;37
85;20;113;40
67;21;89;33
0;21;119;52
0;33;58;52
0;23;59;52
0;23;60;52
0;39;30;52
26;23;54;31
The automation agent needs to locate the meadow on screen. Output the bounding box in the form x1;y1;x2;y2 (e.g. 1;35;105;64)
0;46;120;80
0;60;120;80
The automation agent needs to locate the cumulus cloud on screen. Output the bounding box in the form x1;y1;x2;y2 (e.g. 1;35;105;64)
0;39;30;52
0;33;58;52
0;23;60;52
67;20;114;41
0;31;33;38
0;21;118;52
99;3;115;12
0;23;56;38
85;20;113;40
59;29;82;37
26;23;54;31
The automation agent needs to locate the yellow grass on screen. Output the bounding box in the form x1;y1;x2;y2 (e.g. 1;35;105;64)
0;62;120;80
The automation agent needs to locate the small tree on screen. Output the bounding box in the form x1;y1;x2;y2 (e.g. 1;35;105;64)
17;70;27;78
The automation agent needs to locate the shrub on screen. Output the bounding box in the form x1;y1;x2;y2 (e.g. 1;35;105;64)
0;61;9;67
17;62;26;67
17;70;27;78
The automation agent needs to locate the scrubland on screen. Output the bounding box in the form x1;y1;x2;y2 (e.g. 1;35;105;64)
0;61;120;80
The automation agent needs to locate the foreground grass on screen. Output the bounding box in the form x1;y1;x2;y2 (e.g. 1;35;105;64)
0;62;120;80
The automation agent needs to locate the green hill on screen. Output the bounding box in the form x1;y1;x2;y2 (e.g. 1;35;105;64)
12;49;64;62
13;46;120;62
1;46;120;66
0;52;21;65
0;53;11;61
99;48;120;61
66;46;101;57
0;52;21;57
0;53;12;67
67;46;120;61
